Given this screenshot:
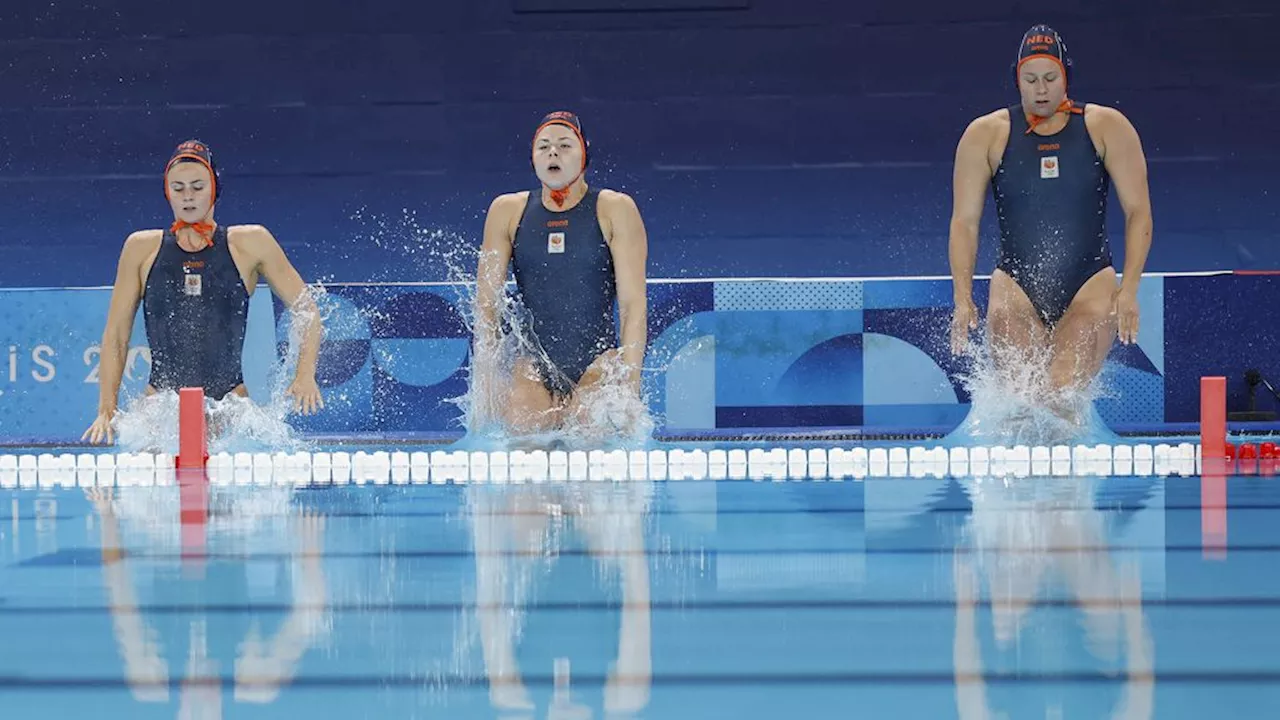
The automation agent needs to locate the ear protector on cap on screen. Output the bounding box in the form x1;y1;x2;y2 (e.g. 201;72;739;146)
164;139;222;203
531;111;590;172
1011;24;1073;91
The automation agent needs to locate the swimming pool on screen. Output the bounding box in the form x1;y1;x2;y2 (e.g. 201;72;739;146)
0;430;1273;719
0;267;1272;717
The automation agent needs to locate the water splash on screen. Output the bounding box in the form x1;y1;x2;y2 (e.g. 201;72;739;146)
433;225;659;448
337;206;469;284
113;285;332;455
946;328;1119;447
299;202;655;446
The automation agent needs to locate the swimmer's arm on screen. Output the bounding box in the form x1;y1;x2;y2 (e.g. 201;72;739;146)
949;116;995;304
1097;107;1153;293
248;226;323;380
475;194;518;348
96;233;151;416
604;191;649;386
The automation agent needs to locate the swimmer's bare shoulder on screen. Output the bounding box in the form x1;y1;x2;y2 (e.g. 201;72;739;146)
118;229;163;285
224;223;276;253
223;224;279;279
483;191;530;247
595;189;645;243
597;188;639;212
1079;103;1138;156
956;109;1011;175
224;224;316;302
122;228;162;245
122;229;163;254
1081;101;1125;124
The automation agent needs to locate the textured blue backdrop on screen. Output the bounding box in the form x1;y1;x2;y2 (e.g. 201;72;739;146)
4;272;1277;444
0;1;1274;288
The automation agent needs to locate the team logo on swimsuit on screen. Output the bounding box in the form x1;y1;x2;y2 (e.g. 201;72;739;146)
547;232;565;254
184;273;203;297
1040;155;1059;179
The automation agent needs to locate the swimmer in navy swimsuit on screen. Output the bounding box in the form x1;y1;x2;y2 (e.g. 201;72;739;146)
474;112;649;435
84;140;326;445
948;26;1153;420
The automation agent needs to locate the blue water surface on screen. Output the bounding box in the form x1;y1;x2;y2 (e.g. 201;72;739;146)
0;436;1276;719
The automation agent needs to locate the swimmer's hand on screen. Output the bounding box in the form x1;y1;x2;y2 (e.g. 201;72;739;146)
82;411;116;445
286;376;324;415
1112;286;1140;345
950;298;980;355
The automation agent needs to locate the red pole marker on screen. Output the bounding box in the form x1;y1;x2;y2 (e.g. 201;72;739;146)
1200;377;1229;560
178;387;208;469
1200;377;1227;464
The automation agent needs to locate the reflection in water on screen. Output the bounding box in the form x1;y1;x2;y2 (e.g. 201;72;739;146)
86;485;329;718
469;482;655;718
952;475;1155;719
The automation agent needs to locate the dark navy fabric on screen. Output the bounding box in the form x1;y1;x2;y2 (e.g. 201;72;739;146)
992;103;1113;325
142;225;249;399
510;188;616;398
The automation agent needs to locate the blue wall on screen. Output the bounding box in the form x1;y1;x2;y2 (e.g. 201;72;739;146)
7;273;1280;446
0;1;1274;287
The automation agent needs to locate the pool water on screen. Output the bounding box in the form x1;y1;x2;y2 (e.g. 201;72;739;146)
0;436;1275;719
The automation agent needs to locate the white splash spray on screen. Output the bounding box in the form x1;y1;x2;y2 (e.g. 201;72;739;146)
947;328;1119;447
430;225;658;447
113;285;335;455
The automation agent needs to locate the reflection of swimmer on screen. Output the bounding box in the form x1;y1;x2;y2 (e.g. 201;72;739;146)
473;111;649;436
84;140;324;445
952;477;1153;719
470;483;653;717
948;26;1153;425
86;487;329;715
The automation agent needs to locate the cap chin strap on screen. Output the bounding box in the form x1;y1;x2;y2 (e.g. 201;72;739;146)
171;217;216;247
545;166;584;208
1025;97;1074;134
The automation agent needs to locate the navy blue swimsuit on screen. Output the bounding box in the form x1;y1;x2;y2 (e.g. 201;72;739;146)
142;226;249;400
510;189;617;399
992;102;1113;326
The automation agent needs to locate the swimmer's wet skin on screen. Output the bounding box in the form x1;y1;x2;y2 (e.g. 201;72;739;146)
473;111;649;436
82;139;325;446
947;24;1153;426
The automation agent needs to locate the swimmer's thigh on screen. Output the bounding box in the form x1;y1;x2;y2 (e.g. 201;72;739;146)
562;348;632;426
504;356;562;434
1048;267;1119;391
987;269;1051;368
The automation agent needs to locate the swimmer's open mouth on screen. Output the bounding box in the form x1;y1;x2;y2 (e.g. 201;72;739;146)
548;163;561;172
